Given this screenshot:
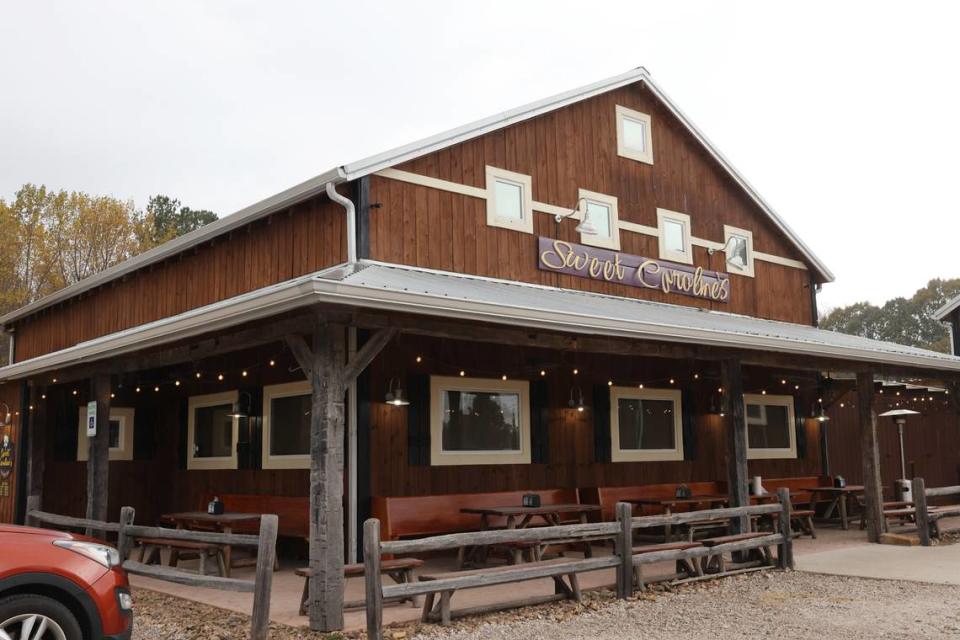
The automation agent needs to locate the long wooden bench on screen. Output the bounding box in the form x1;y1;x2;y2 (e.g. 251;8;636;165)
700;532;774;573
417;558;583;625
296;558;424;614
137;537;227;577
632;541;702;588
580;482;726;522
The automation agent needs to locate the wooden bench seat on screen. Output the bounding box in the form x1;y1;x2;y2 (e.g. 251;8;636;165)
136;537;226;577
700;532;774;573
417;558;583;625
791;509;816;539
296;558;424;614
631;541;703;588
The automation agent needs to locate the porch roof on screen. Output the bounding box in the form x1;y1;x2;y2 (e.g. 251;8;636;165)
1;261;959;383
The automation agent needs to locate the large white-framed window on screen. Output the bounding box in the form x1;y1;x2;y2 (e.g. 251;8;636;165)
723;225;755;278
657;208;693;264
744;393;797;460
77;407;135;462
485;165;534;234
187;390;239;470
610;387;684;462
577;189;620;250
262;380;312;470
616;105;654;165
430;376;531;466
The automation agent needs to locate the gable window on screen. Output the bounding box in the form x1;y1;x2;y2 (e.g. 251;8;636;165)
657;209;693;264
723;225;755;277
430;375;530;466
616;105;654;164
77;407;135;461
262;381;311;469
485;166;533;234
744;394;797;459
578;189;620;250
610;387;684;462
187;391;239;470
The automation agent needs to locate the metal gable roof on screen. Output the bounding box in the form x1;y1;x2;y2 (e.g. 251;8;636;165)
0;66;833;329
934;294;960;321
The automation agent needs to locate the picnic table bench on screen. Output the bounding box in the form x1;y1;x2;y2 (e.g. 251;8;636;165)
137;537;227;577
296;558;424;614
631;541;702;588
700;532;774;573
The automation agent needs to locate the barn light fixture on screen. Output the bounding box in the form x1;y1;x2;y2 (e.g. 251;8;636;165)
0;403;11;426
385;377;409;407
554;198;598;235
228;391;253;418
568;386;586;412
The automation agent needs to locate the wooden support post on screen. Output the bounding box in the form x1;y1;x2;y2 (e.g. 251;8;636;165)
721;358;749;537
117;506;136;561
307;321;347;632
818;417;830;478
364;518;383;640
85;374;111;538
25;495;40;527
251;514;279;640
776;487;794;569
856;371;887;543
615;502;633;598
26;384;46;508
912;477;930;546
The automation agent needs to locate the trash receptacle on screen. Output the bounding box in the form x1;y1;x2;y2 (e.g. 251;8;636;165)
894;479;912;503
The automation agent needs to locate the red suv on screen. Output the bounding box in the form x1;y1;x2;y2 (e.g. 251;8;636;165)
0;524;132;639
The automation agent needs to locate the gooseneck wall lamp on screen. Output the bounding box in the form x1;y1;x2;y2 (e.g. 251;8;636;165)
555;198;599;236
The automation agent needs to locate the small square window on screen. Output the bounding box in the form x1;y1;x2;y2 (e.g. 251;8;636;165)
187;391;239;470
262;381;312;469
430;376;531;466
657;209;693;264
744;394;797;459
577;189;620;250
616;105;654;164
610;387;684;462
486;166;533;233
723;225;755;277
77;407;135;462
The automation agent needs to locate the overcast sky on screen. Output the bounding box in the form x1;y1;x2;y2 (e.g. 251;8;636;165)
1;1;957;311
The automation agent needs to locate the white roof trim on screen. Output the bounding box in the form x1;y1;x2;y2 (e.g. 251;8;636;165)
0;262;953;384
934;294;960;322
0;66;834;327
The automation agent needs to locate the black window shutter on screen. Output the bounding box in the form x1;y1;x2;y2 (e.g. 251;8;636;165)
406;373;430;466
530;380;549;464
177;398;188;470
54;402;77;462
593;385;611;463
133;405;154;461
795;402;807;460
682;388;697;461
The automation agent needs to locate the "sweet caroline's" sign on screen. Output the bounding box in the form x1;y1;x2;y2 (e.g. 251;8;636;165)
537;237;731;303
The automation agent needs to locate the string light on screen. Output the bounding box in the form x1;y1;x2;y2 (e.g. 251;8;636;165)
638;384;644;389
416;356;423;363
71;389;77;396
196;372;202;379
217;373;224;382
175;380;181;387
694;373;700;380
607;380;613;386
669;378;675;385
110;393;115;399
761;390;767;395
52;378;58;383
501;375;508;381
242;370;248;378
153;386;160;393
41;394;46;400
269;360;276;367
540;370;546;377
135;387;141;393
573;368;579;375
459;370;465;377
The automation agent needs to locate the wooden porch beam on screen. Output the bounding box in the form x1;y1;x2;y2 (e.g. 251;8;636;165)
721;358;749;537
857;371;887;542
342;329;397;387
284;334;315;381
85;373;111;538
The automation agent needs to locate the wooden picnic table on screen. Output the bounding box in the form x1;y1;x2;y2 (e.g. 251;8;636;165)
460;503;601;563
809;485;864;530
161;511;262;576
626;495;729;541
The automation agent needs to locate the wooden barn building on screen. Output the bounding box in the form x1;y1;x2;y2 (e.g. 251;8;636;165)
1;67;959;631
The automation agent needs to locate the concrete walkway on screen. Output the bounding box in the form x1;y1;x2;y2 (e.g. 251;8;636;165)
798;540;960;585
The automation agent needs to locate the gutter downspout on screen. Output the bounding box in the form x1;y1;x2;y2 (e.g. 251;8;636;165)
326;182;357;264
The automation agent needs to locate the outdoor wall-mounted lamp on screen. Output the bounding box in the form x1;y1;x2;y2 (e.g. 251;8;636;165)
555;198;598;236
227;391;253;419
568;386;586;412
814;404;831;423
0;403;11;426
385;377;410;407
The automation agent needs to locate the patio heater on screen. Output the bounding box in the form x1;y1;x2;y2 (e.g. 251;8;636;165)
878;408;921;502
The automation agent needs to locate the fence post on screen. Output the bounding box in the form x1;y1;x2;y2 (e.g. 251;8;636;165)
912;477;930;546
777;488;794;569
364;518;383;640
250;514;279;640
116;506;136;561
25;495;41;527
615;502;633;598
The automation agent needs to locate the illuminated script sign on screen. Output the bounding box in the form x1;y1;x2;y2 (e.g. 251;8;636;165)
0;432;13;480
537;237;731;303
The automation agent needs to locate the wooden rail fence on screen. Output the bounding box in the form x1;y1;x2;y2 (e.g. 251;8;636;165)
25;497;278;640
364;488;794;639
910;478;960;546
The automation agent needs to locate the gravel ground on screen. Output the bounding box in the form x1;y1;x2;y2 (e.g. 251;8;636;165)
131;571;960;639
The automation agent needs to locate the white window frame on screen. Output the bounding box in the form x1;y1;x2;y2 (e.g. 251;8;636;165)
744;393;797;460
262;380;311;470
577;189;620;250
610;387;684;462
616;105;654;165
77;407;135;462
187;390;239;470
723;225;755;278
657;208;693;264
430;375;531;466
485;165;534;234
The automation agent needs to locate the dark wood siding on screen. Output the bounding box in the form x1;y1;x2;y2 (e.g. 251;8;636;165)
368;81;816;324
12;195;346;362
